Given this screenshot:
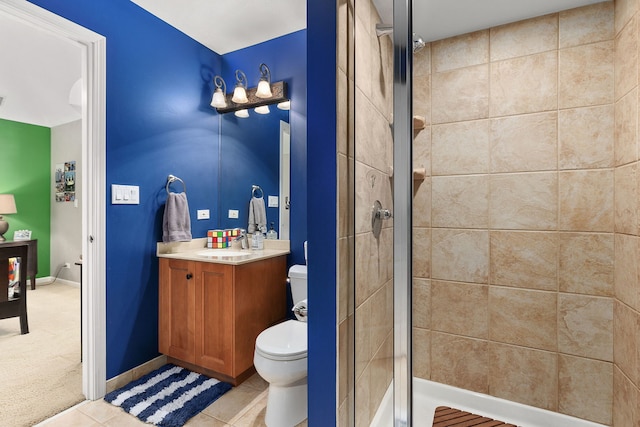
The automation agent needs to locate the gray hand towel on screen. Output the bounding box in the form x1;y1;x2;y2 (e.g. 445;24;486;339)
248;196;267;234
163;192;192;242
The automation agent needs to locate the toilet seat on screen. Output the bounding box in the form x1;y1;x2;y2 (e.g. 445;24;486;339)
255;320;307;361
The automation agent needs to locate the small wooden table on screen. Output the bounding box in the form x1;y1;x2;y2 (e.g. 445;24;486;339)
0;239;37;290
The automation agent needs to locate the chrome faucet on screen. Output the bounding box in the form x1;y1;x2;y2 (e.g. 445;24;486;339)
234;229;248;249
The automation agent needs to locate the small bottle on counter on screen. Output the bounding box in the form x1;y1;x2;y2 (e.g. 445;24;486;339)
252;231;264;250
266;222;278;240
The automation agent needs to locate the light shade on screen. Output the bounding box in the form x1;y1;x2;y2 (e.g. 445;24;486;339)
255;63;272;99
277;101;291;110
231;70;249;104
210;76;227;108
0;194;17;242
0;194;17;214
234;109;249;118
254;105;270;115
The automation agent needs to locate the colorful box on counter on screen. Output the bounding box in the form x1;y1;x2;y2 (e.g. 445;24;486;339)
206;229;242;248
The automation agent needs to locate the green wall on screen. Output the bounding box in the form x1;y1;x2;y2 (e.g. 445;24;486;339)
0;118;51;277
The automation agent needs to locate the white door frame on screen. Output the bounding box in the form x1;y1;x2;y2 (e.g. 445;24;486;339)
0;0;107;400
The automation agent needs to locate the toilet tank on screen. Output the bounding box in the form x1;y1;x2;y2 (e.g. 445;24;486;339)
288;265;308;304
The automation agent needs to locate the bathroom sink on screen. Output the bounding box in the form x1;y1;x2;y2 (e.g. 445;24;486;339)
195;249;251;258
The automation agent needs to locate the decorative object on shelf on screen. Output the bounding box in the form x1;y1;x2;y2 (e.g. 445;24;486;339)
210;75;227;109
0;194;17;241
13;230;31;241
231;70;249;104
255;63;273;98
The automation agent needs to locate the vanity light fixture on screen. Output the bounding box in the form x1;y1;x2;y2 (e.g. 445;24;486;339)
277;100;290;110
234;109;249;118
254;105;270;114
231;70;249;104
255;63;273;99
210;76;228;108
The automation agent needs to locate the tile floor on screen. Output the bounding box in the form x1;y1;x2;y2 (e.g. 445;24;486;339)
37;373;308;427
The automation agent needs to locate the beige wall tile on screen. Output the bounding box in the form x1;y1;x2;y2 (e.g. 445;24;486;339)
354;301;370;380
612;366;639;427
614;0;638;36
369;334;392;422
614;88;638;166
369;283;392;355
490;231;557;291
614;163;638;235
559;170;614;232
431;332;489;393
355;17;372;100
490;52;557;117
431;280;488;338
559;2;614;48
338;237;353;322
559;105;615;170
489;287;557;351
413;177;431;228
432;229;489;283
559;232;614;297
413;74;431;125
558;294;614;361
614;233;640;310
559;41;614;109
432;120;489;176
432;64;489;124
490;14;558;61
613;300;639;384
413;227;431;279
338;154;349;239
490;172;557;230
413;126;431;177
413;327;431;380
413;278;431;329
559;355;613;424
432;30;489;73
489;343;558;411
414;43;431;78
369;33;393;122
354;89;391;173
489;112;558;173
432;175;489;228
355;163;390;234
614;15;638;101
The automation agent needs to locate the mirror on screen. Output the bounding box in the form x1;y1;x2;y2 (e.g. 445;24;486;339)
217;106;290;238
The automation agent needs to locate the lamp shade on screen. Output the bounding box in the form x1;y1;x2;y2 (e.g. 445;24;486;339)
0;194;17;214
254;105;270;114
210;88;227;108
256;80;272;98
234;109;249;118
232;86;248;104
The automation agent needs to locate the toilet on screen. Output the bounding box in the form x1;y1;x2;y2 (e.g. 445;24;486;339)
254;264;308;427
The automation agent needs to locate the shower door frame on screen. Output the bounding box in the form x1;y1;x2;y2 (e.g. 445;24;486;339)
392;0;413;425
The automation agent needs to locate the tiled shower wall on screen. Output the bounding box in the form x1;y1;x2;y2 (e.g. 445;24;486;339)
412;3;618;425
612;0;640;425
338;0;395;425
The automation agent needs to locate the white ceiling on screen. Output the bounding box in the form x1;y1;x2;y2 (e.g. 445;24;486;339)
1;0;611;128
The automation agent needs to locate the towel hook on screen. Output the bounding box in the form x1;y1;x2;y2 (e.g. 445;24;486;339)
252;185;264;198
166;174;186;194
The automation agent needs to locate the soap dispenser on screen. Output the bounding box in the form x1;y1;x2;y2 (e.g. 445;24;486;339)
252;231;264;250
266;222;278;240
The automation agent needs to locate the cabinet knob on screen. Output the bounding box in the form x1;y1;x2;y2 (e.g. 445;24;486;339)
186;273;193;280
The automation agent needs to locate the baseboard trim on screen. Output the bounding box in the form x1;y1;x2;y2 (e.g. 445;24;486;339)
36;277;80;288
105;355;168;394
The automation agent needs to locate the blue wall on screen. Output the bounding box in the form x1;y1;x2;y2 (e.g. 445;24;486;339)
222;30;308;265
27;0;313;383
307;0;338;424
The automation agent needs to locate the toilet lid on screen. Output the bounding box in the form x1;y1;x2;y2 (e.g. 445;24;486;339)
256;320;307;360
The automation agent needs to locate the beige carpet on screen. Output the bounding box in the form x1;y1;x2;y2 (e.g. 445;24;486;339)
0;282;83;427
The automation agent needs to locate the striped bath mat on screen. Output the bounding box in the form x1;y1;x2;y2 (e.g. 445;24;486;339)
104;364;232;427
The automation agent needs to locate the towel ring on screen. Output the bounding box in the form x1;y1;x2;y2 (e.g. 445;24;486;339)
252;185;264;198
166;174;186;194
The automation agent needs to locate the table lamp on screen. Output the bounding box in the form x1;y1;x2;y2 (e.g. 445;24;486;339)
0;194;17;241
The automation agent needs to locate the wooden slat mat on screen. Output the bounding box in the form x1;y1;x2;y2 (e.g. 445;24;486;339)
432;406;519;427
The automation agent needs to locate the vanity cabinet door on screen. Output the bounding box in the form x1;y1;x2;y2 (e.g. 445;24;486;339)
159;258;196;364
194;262;234;375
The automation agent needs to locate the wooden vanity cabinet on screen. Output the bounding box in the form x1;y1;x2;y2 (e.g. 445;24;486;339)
159;256;287;385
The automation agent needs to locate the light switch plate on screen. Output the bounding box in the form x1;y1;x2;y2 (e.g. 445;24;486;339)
228;209;239;219
197;209;210;220
268;195;278;208
111;184;139;205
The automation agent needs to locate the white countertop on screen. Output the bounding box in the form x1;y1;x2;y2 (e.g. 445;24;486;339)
157;237;290;265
